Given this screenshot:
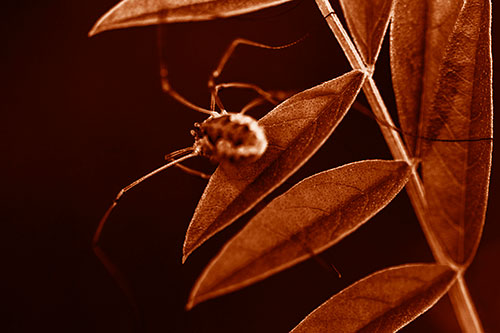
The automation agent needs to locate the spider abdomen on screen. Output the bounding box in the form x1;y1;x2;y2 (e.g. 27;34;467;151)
193;113;267;163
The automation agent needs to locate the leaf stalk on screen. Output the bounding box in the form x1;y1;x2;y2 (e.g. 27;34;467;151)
314;0;484;331
449;274;485;333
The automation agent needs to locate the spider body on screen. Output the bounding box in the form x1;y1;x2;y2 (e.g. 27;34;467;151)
192;112;267;163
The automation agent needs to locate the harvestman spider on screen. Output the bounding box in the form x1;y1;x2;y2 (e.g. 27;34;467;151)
93;13;492;322
92;26;309;317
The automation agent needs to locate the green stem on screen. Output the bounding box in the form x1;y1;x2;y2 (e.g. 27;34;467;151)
314;0;483;331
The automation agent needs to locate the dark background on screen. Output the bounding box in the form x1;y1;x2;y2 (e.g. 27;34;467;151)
3;0;499;332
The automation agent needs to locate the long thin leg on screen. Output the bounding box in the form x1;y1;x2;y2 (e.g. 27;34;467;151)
93;149;197;247
163;147;212;179
240;97;267;115
157;25;215;116
93;246;144;331
164;154;211;180
352;102;494;143
214;82;279;105
210;37;308;83
209;35;309;111
92;149;198;326
287;220;342;279
213;83;299;114
170;163;211;180
238;90;297;114
262;223;341;279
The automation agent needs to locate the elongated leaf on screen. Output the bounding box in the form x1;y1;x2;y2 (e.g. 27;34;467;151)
89;0;294;36
420;0;492;265
291;264;457;332
390;0;463;153
183;70;366;262
339;0;394;67
187;159;412;309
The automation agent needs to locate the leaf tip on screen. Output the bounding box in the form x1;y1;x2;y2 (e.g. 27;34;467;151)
88;25;100;37
88;1;124;37
185;291;207;311
184;297;195;311
183;225;215;262
88;14;110;37
182;240;197;264
185;277;206;311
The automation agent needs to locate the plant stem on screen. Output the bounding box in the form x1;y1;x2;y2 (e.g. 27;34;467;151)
449;274;485;332
313;0;449;266
314;0;484;331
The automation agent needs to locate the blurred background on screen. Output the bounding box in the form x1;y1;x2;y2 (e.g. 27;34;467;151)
2;0;499;332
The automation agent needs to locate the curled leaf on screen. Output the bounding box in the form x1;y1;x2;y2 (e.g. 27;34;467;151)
89;0;294;36
183;70;366;261
291;264;457;332
339;0;394;67
390;0;463;153
419;0;492;265
187;159;412;309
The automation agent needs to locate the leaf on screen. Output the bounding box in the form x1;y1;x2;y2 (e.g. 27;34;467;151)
290;264;457;332
183;70;366;262
339;0;394;67
390;0;463;153
187;159;412;309
89;0;294;36
419;0;492;266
